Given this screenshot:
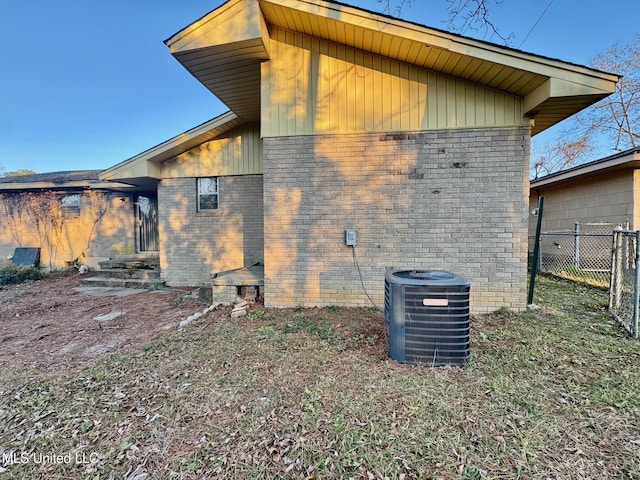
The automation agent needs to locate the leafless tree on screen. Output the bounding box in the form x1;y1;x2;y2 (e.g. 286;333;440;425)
0;191;110;270
22;191;66;270
0;193;28;247
531;134;593;179
577;36;640;151
81;191;110;262
531;35;640;177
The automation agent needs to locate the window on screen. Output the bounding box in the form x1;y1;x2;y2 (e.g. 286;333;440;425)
60;193;81;218
197;177;219;211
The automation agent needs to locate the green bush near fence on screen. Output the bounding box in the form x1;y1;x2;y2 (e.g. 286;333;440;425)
0;265;42;285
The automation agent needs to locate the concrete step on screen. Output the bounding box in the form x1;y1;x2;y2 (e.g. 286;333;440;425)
88;268;161;281
85;253;163;290
79;276;165;289
99;253;160;270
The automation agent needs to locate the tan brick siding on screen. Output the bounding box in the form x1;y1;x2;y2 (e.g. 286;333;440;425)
529;171;635;233
0;191;134;270
158;175;264;286
263;127;531;313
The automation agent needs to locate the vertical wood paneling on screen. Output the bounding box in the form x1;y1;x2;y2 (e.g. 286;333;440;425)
261;28;524;137
164;124;262;177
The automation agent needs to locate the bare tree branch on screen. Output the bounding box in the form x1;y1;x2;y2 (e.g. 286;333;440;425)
377;0;413;17
376;0;512;44
531;133;593;179
445;0;512;45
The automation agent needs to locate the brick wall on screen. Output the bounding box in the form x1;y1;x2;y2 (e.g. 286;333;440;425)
0;191;133;270
158;175;264;286
263;127;531;313
83;193;136;266
529;170;634;232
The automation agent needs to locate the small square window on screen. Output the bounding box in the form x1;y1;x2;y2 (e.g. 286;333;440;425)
61;194;80;218
198;177;219;211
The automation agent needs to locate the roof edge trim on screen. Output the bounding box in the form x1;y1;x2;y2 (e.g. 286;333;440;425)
101;111;240;182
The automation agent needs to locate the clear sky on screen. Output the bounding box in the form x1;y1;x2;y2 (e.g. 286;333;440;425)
1;0;639;174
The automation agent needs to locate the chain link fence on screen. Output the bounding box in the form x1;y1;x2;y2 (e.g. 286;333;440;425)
529;222;639;339
609;229;640;338
529;222;617;288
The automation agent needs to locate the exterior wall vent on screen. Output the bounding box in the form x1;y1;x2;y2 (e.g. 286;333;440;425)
384;269;470;366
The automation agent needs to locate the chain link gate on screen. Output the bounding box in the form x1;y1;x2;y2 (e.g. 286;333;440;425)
530;222;616;288
609;229;640;339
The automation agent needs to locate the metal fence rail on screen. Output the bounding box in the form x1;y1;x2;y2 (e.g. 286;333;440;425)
609;229;640;339
529;222;616;288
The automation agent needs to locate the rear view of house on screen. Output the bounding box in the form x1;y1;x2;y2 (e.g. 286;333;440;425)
2;0;617;313
100;0;618;313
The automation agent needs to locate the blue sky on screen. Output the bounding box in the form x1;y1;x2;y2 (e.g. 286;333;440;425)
1;0;639;174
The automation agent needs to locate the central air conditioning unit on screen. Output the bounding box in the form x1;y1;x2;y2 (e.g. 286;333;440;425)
385;269;470;366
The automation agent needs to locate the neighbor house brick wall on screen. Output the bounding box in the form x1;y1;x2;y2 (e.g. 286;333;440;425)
79;193;136;266
0;191;133;271
158;175;264;286
263;127;531;313
529;170;634;233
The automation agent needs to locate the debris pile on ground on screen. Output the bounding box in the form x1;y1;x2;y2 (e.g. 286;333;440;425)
231;300;249;318
178;302;221;329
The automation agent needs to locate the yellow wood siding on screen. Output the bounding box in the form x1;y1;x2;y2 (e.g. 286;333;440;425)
162;124;262;178
261;28;524;137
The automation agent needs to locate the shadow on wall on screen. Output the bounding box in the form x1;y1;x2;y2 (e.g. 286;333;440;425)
264;128;529;312
0;191;134;271
160;175;264;287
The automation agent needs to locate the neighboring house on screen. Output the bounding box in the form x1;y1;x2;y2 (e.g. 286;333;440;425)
0;170;146;270
529;147;640;232
4;0;619;313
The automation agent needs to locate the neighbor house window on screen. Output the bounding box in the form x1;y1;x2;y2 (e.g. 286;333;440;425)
197;177;219;211
61;193;81;218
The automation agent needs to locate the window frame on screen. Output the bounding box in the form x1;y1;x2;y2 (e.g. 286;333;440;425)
197;177;219;212
60;193;81;219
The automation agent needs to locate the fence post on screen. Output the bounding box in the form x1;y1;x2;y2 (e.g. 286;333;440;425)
574;222;580;269
609;231;614;310
610;229;621;311
634;231;640;339
528;196;544;305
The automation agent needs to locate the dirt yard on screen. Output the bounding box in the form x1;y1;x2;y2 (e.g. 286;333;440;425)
0;273;215;375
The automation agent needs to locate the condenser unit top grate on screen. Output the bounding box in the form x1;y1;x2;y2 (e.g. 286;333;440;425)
386;269;469;287
385;268;471;366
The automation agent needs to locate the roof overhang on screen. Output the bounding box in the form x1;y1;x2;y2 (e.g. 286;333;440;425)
100;111;244;187
164;0;619;135
0;170;137;193
164;0;270;122
0;180;133;191
530;147;640;189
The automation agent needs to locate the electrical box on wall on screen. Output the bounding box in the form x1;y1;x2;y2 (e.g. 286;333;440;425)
345;229;357;246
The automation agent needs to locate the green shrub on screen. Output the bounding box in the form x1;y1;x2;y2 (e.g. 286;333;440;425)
0;264;42;285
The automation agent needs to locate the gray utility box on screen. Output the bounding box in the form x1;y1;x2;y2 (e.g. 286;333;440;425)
384;269;470;366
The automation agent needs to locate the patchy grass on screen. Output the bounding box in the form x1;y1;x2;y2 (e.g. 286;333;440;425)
1;276;639;479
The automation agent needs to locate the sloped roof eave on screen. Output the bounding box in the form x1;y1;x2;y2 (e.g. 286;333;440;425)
165;0;619;135
100;111;242;183
0;170;117;191
530;147;640;189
